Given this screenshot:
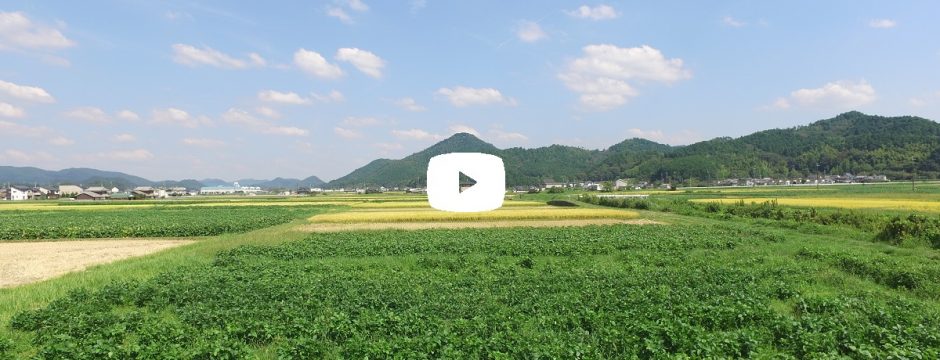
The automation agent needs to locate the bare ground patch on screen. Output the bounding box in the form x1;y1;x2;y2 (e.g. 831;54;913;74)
298;219;665;233
0;239;194;288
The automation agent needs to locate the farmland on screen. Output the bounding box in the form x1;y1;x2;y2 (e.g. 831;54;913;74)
0;205;327;241
0;188;939;358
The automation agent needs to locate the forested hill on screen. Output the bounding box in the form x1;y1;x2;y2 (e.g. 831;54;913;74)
328;112;940;188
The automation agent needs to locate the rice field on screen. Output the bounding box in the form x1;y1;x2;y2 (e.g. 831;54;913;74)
310;206;639;223
691;197;940;212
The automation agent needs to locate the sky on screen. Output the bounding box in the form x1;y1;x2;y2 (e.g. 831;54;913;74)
1;1;939;181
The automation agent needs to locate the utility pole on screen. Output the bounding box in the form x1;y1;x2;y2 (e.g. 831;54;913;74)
912;157;916;192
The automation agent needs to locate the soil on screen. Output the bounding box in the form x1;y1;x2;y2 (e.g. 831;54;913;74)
0;239;193;288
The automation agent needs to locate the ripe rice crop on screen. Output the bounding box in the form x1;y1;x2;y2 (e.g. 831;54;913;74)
310;207;639;223
349;200;543;208
692;197;940;212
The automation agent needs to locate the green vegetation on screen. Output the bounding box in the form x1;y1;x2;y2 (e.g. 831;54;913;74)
329;112;940;187
8;224;940;358
0;206;326;241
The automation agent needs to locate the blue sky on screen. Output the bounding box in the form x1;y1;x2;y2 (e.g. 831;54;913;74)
1;1;938;181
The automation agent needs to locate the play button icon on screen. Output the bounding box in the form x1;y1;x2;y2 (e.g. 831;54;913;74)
427;153;505;212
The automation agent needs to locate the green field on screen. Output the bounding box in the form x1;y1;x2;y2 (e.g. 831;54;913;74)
0;205;329;241
1;188;939;358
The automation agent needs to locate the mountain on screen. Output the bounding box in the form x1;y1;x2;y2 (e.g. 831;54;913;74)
0;167;155;189
329;112;940;187
0;168;325;190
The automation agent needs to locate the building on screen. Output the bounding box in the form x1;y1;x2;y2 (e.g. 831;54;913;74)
199;182;262;195
86;186;110;195
615;179;630;190
7;186;29;201
57;185;83;197
75;191;109;201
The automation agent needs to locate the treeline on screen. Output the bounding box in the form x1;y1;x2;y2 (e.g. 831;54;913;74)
581;195;940;250
329;112;940;188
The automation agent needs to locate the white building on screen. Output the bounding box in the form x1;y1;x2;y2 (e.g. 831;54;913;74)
199;182;262;195
8;186;29;201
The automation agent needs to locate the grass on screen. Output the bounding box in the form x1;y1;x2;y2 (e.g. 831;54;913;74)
309;207;640;223
5;221;940;358
691;197;940;212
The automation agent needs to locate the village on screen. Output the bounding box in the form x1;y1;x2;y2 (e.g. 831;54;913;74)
1;173;891;201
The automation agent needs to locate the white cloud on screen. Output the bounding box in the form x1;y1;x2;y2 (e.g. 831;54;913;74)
48;136;74;146
327;0;369;23
151;108;212;128
294;49;344;79
392;128;444;141
164;11;193;21
626;128;701;145
449;124;479;136
326;7;353;24
263;126;308;136
0;11;75;50
171;44;265;69
182;137;225;148
869;19;896;29
722;16;746;27
516;20;547;43
490;129;528;142
342;116;381;127
0;120;50;137
771;80;877;109
558;44;690;110
117;110;140;121
373;142;403;152
566;5;619;20
222;108;268;127
0;149;52;163
101;149;154;161
346;0;370;12
395;97;426;112
114;133;136;142
0;102;24;118
311;90;345;102
333;126;362;139
65;106;109;123
410;0;427;13
0;79;55;103
258;90;311;105
436;86;516;107
336;48;386;78
248;52;266;67
255;106;281;119
908;91;940;107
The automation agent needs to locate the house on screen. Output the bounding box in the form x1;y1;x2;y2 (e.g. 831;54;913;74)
111;187;120;193
168;187;188;196
86;186;110;195
111;192;133;200
28;187;51;199
133;186;155;195
7;186;29;201
75;191;108;201
57;185;83;198
542;179;566;189
615;179;630;190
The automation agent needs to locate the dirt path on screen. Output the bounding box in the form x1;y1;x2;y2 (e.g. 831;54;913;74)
298;218;665;232
0;239;194;288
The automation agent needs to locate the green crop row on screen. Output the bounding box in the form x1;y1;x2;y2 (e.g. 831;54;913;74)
8;224;939;358
0;206;326;241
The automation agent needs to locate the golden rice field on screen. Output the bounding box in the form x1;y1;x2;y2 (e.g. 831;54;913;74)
348;200;543;208
310;206;639;223
692;197;940;212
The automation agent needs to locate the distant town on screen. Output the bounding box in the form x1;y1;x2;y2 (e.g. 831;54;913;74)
1;173;892;201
